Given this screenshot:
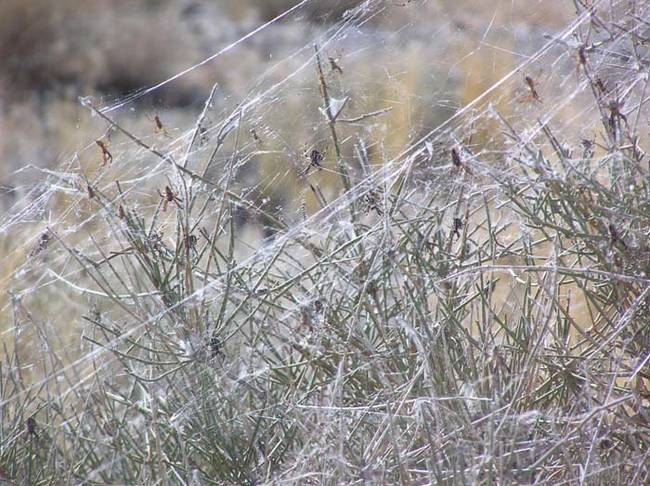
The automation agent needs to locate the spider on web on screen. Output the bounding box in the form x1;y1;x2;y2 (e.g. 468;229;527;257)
158;185;182;211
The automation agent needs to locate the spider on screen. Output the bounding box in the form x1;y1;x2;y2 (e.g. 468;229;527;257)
524;75;542;103
148;114;171;137
95;139;113;165
329;56;343;74
576;45;590;79
607;99;628;128
208;336;223;360
26;417;38;439
28;233;50;257
594;78;607;97
301;149;324;176
362;189;383;216
158;185;182;211
250;128;261;143
183;230;197;251
608;223;627;249
452;217;463;239
577;45;588;67
451;147;473;175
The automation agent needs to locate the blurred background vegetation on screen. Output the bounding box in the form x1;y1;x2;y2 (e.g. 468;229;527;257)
0;0;571;193
0;0;582;346
0;0;573;349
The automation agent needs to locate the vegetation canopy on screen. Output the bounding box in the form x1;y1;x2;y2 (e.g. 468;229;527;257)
0;0;648;484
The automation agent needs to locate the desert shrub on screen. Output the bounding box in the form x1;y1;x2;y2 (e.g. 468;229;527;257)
0;0;648;484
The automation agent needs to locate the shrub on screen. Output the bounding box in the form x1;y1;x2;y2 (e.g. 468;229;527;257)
0;0;648;484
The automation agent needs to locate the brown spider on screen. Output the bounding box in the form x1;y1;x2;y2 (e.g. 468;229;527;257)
301;149;324;176
524;75;542;103
452;217;463;239
28;233;50;257
362;189;383;216
576;45;590;79
581;138;595;159
26;417;38;439
607;99;627;123
208;336;223;360
198;125;210;146
451;148;473;175
149;114;171;137
577;45;588;67
329;56;343;74
606;98;630;138
608;223;627;249
95;139;113;165
158;185;182;211
183;230;197;251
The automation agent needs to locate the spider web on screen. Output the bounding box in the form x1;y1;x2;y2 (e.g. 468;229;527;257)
1;0;649;483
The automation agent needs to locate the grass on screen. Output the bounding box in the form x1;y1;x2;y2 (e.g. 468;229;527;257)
0;0;649;484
